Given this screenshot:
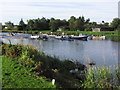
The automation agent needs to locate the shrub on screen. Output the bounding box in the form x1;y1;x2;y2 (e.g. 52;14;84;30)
2;44;22;59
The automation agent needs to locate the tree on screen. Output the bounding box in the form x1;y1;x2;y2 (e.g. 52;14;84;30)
68;16;76;31
26;18;50;31
27;19;35;31
40;17;50;30
49;18;59;32
49;18;68;32
18;19;26;31
74;19;81;30
111;18;120;29
74;16;90;31
5;21;14;30
102;21;105;24
104;22;109;26
92;22;97;26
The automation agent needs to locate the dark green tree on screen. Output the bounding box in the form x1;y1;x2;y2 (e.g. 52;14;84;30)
68;16;76;31
111;18;120;30
18;19;26;31
40;17;50;30
4;21;14;30
71;16;90;31
27;19;35;31
49;18;68;31
49;18;58;32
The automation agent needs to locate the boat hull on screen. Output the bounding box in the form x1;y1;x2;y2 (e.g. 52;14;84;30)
72;36;88;41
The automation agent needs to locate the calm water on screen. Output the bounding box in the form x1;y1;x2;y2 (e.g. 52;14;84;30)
1;33;119;66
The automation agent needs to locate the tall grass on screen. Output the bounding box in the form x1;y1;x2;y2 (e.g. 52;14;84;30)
82;66;120;89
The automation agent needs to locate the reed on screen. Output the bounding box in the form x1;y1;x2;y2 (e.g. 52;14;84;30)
82;66;120;88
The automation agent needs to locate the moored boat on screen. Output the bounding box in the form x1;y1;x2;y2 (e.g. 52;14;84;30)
55;35;62;39
92;35;106;40
71;34;88;41
30;35;40;39
55;35;72;40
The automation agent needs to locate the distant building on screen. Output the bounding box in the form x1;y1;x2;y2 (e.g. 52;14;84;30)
57;28;63;31
100;27;114;31
92;26;114;32
0;23;2;30
92;28;100;32
57;26;70;31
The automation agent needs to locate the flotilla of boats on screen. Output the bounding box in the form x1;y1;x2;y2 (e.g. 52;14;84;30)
1;33;106;41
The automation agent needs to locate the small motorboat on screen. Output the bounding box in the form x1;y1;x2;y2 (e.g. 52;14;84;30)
55;35;62;39
87;35;93;40
48;35;56;38
60;36;68;40
30;35;40;39
55;35;72;41
42;35;48;41
71;33;88;41
92;35;106;40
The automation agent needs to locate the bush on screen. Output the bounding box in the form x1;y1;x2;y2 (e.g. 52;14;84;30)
2;44;22;59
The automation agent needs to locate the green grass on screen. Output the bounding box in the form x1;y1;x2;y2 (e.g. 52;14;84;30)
1;56;56;88
1;30;119;36
82;66;120;89
0;55;2;89
1;30;118;35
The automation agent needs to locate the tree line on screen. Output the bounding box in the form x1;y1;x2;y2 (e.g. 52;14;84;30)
2;16;120;31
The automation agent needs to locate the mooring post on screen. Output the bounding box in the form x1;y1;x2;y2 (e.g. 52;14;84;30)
52;79;55;85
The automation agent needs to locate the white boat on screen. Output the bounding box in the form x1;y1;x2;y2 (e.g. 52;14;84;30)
55;36;62;39
71;34;88;41
48;35;56;38
30;35;40;39
92;36;106;40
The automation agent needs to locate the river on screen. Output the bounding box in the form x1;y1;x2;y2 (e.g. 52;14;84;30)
1;33;119;67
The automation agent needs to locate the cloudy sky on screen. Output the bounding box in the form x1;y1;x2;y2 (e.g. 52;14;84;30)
0;0;119;24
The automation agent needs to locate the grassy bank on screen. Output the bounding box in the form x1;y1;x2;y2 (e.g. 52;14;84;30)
1;30;118;35
1;56;56;88
1;43;120;89
1;43;86;88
